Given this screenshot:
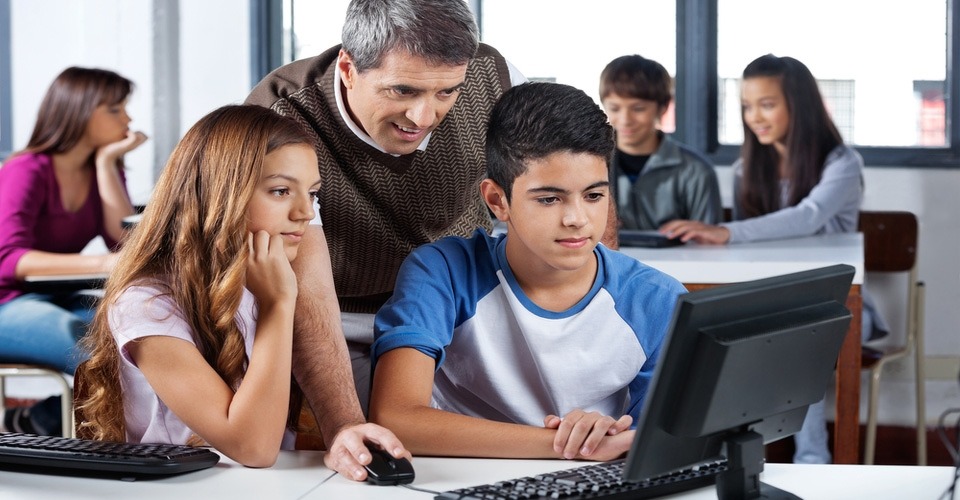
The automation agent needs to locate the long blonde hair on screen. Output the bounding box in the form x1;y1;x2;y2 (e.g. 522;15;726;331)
77;105;313;441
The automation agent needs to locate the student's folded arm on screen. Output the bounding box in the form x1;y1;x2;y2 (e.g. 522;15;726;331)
128;322;293;468
368;347;563;458
14;250;116;278
723;156;862;243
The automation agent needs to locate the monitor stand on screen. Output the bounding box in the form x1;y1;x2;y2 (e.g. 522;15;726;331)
716;431;802;500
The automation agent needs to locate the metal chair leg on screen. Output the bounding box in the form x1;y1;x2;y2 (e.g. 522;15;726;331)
0;366;74;437
914;283;927;466
864;363;885;465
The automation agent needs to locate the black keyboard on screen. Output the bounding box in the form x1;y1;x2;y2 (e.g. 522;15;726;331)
0;432;220;478
436;458;726;500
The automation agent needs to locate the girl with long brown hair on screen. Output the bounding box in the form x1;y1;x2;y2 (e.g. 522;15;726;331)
0;66;146;435
77;104;319;467
660;55;872;465
660;54;862;244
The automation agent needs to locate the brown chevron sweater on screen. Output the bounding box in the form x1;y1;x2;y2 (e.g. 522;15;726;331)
247;44;512;314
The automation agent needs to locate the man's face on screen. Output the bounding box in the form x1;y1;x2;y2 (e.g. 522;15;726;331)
339;49;468;155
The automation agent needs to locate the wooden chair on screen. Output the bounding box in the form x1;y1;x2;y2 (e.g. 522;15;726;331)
0;364;74;437
858;211;926;465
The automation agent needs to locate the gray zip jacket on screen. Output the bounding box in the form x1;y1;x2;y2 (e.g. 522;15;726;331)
614;133;722;230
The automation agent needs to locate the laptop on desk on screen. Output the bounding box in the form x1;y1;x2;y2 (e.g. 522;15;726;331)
22;273;108;294
618;229;684;248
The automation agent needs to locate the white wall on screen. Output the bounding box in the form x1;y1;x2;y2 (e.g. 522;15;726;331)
9;0;250;206
7;0;959;425
178;0;251;133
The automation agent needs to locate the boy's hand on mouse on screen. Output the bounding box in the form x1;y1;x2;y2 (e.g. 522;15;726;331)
323;423;411;482
544;410;632;459
245;230;297;307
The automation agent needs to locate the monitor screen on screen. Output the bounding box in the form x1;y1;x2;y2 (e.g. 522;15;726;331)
623;264;855;499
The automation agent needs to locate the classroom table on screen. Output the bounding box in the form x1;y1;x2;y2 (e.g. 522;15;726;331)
21;273;108;294
0;450;952;499
619;232;865;464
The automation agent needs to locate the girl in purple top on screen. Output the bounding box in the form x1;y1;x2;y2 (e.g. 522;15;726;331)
0;67;147;435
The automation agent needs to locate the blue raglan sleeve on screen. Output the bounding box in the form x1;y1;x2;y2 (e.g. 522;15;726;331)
372;244;459;368
372;232;500;369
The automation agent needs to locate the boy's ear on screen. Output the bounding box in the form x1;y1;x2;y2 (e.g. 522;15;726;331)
658;99;673;119
480;178;510;221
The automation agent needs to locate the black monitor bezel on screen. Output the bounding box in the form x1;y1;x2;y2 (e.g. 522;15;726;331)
623;264;855;493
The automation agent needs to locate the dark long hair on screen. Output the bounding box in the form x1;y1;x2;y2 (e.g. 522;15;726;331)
22;67;133;158
737;55;843;218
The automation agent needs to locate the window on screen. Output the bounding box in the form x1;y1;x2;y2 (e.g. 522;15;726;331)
719;78;854;145
916;81;947;146
288;0;351;60
267;0;959;167
717;0;947;149
479;0;676;120
703;0;958;166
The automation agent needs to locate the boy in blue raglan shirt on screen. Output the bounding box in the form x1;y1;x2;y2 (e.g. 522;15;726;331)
369;82;685;461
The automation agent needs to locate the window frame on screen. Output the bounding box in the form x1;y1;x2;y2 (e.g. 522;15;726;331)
675;0;959;168
0;0;12;160
2;1;954;167
250;0;285;88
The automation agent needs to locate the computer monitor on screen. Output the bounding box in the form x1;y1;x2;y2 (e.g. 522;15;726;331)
623;264;855;499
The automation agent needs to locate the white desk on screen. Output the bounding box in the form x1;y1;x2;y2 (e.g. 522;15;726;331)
618;232;864;285
21;273;108;294
619;233;865;464
0;451;953;499
0;451;332;500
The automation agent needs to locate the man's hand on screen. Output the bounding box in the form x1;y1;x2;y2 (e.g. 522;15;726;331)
544;410;632;459
322;423;411;481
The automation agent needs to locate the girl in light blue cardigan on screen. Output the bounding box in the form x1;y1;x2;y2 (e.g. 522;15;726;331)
661;54;886;466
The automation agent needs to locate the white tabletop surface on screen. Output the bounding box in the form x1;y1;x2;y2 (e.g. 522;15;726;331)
618;232;864;285
1;451;954;500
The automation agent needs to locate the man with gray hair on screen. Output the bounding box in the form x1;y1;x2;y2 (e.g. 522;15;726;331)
247;0;524;480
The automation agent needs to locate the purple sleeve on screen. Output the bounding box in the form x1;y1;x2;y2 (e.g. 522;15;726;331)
0;155;47;283
100;166;130;250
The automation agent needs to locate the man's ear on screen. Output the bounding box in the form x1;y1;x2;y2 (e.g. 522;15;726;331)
480;179;510;221
338;49;356;89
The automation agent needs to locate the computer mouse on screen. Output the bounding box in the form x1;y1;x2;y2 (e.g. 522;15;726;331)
362;447;415;485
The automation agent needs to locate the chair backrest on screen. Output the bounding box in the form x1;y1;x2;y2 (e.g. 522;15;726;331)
858;211;918;273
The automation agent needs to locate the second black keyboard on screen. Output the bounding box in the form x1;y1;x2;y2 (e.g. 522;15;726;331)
0;432;220;478
436;458;726;500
